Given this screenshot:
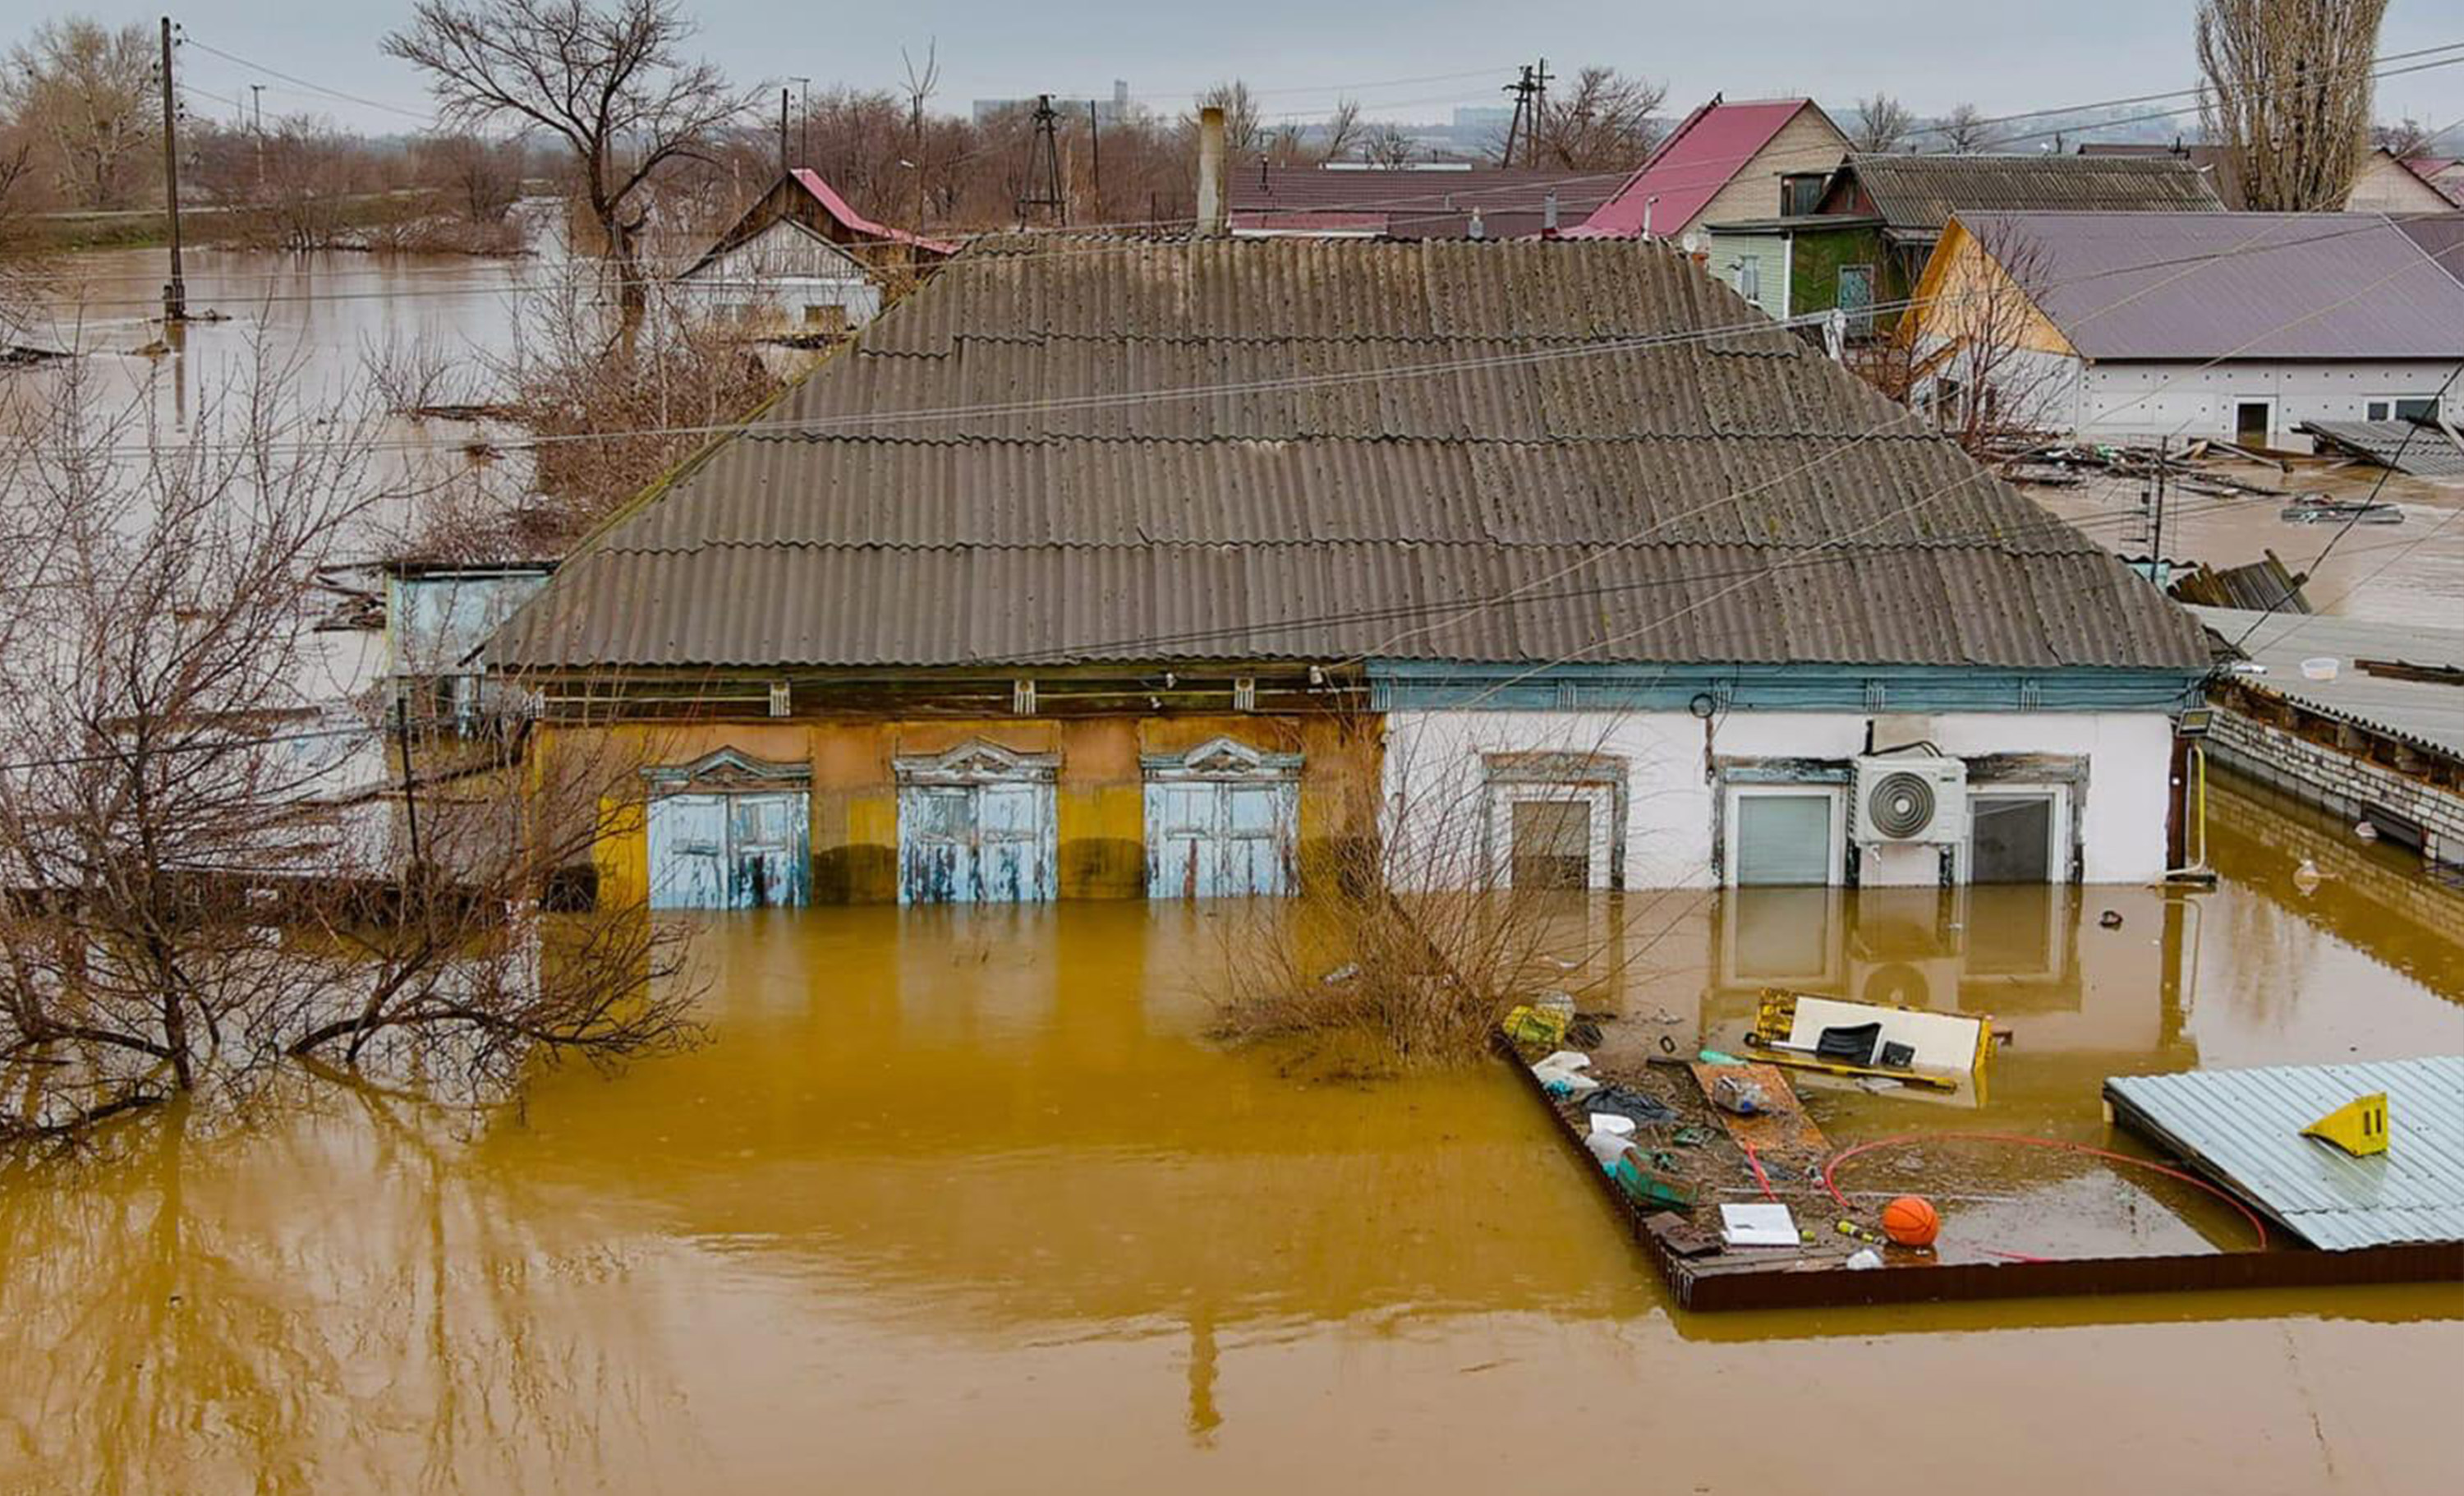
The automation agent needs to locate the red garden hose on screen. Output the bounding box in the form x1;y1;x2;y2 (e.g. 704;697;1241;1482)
1820;1131;2271;1250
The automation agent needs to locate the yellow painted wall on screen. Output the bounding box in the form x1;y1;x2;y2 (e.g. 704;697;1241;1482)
1901;218;2078;358
1682;106;1849;237
548;711;1384;905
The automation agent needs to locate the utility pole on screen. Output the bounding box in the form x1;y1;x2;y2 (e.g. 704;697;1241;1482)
158;16;186;323
394;695;425;871
250;82;264;196
1017;94;1066;225
779;87;790;174
791;76;811;168
1502;59;1552;168
1087;99;1104;222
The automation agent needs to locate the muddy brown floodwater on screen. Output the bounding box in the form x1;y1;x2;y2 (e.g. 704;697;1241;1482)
0;774;2457;1494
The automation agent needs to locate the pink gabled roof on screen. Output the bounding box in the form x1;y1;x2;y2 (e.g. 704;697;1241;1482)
789;168;958;255
2401;155;2464;207
1567;98;1814;238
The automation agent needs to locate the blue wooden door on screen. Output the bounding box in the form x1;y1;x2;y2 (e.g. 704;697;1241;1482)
1143;780;1295;900
647;791;810;910
897;780;1056;905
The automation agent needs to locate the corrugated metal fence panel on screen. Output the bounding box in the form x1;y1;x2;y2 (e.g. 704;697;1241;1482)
2108;1056;2464;1250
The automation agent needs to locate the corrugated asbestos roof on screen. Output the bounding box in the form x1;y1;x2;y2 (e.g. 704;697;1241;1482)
2189;605;2464;761
488;235;2211;674
2106;1057;2464;1250
1847;153;2225;236
2300;419;2464;480
1960;211;2464;361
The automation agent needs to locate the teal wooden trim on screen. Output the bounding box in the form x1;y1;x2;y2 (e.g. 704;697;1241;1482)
1367;662;2203;714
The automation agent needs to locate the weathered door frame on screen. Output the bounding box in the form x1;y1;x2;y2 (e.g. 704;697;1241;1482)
892;739;1061;905
1141;736;1303;899
641;747;814;910
1480;752;1628;891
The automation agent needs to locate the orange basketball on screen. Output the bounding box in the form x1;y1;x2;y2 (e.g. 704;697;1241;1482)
1881;1195;1940;1247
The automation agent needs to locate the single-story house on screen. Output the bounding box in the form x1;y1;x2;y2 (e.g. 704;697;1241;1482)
1566;96;1849;250
1229;163;1620;239
1699;213;1891;338
484;233;2209;909
2405;155;2464;209
674;168;957;336
2080;140;2462;213
1901;210;2464;449
1809;152;2223;327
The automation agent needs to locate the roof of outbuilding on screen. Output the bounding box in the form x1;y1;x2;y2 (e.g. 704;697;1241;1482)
1229;164;1621;239
1846;152;2225;237
487;234;2209;675
1955;210;2464;361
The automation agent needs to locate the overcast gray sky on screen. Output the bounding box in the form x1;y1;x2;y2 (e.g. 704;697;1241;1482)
121;1;2464;137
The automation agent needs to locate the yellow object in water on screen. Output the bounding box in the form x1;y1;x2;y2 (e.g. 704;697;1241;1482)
2302;1093;2389;1157
1501;1005;1570;1047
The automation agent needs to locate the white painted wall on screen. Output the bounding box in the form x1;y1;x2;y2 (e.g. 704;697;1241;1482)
2069;358;2458;451
1381;709;2177;890
678;219;885;331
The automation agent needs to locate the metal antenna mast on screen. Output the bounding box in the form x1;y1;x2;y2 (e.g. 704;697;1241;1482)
1017;94;1068;225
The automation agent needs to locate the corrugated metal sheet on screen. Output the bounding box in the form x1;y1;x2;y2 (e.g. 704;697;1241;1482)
489;235;2211;674
2301;419;2464;480
1849;152;2224;236
1570;99;1819;239
2189;605;2464;760
1960;211;2464;361
1229;165;1618;240
2106;1057;2464;1250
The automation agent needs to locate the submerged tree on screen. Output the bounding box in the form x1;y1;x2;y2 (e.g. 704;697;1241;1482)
0;348;701;1147
0;17;156;211
384;0;760;311
2196;0;2387;209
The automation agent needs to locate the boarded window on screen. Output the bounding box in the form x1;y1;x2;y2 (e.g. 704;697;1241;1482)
646;790;811;910
1970;794;2056;884
1733;792;1834;886
1142;739;1301;900
894;743;1060;905
1510;799;1593;890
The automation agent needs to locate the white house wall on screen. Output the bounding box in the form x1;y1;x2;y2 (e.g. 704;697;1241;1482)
2069;359;2458;451
679;220;885;329
1381;709;2177;889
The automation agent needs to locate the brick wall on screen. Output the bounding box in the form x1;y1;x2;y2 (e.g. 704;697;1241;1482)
2204;708;2464;868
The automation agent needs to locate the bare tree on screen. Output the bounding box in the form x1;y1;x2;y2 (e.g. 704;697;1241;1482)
1;18;155;211
1360;122;1417;169
1190;81;1265;156
1935;104;1997;154
1318;99;1364;163
0;347;701;1147
420;132;526;223
383;0;761;311
1522;67;1666;170
1850;93;1915;154
492;265;784;545
1896;219;2068;459
2198;0;2387;210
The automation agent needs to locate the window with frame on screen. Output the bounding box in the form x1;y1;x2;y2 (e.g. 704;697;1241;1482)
1733;254;1762;302
1142;738;1301;900
1483;754;1625;891
1726;786;1841;886
1968;787;2070;884
2367;396;2442;421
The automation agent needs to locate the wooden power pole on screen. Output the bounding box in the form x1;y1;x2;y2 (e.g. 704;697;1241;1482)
159;16;186;323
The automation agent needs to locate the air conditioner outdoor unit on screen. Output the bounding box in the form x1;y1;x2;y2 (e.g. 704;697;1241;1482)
1850;754;1969;846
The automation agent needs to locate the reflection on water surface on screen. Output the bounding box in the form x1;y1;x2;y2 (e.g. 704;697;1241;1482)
0;773;2457;1494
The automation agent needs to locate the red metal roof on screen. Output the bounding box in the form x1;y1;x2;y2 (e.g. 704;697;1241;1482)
788;168;958;255
1570;99;1814;239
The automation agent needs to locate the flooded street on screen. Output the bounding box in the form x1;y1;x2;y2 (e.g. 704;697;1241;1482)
0;776;2456;1495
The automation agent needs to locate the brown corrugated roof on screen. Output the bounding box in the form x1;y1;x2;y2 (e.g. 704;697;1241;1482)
1845;152;2225;237
1228;164;1620;240
489;234;2209;674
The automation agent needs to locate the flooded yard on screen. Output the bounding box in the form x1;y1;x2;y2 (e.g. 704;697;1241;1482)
0;774;2456;1494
